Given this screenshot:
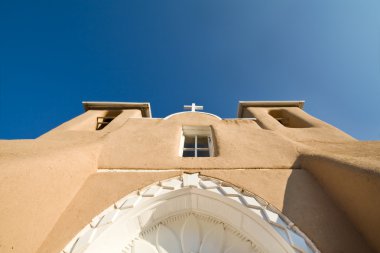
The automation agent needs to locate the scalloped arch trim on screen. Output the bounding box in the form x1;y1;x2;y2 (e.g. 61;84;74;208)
61;173;319;253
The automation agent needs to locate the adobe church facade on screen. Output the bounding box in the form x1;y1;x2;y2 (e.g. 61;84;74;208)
0;101;379;253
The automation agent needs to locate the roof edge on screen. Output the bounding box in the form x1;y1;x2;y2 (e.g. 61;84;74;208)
237;101;305;118
82;101;152;118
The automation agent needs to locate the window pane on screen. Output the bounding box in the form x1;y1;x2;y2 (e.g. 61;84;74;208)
197;150;210;157
183;150;195;157
197;136;209;149
184;136;195;148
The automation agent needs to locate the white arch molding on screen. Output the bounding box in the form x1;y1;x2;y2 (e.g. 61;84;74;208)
163;111;222;120
61;173;319;253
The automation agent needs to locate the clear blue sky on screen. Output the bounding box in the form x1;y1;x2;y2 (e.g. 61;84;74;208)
0;0;379;140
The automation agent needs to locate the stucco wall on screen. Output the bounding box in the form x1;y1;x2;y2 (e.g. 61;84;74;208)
36;170;374;253
97;113;301;169
1;106;379;253
243;106;355;142
0;140;100;253
299;154;380;252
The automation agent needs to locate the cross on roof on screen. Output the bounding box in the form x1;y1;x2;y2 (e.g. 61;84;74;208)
184;103;203;112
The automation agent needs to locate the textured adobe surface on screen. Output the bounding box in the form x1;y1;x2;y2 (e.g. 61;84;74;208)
0;104;379;253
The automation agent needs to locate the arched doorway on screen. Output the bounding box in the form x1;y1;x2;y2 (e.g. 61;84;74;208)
62;173;318;253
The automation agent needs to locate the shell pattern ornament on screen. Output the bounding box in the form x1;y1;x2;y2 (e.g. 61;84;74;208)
131;213;260;253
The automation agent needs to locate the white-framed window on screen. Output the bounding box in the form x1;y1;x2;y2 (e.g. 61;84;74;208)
180;126;214;157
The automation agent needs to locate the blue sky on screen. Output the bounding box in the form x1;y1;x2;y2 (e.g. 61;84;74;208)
0;0;379;140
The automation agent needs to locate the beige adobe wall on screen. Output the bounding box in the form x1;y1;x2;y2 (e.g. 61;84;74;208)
298;152;380;252
97;112;301;169
36;171;181;253
36;170;374;253
205;169;375;253
243;106;355;142
1;106;380;253
0;140;100;253
41;109;142;137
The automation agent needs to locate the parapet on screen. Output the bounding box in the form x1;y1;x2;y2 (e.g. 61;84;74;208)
82;101;151;118
237;101;305;118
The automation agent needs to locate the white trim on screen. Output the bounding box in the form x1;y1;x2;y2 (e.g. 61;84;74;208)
61;173;318;253
180;126;214;157
164;111;222;120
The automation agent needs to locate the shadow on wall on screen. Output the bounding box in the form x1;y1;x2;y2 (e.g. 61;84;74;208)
268;110;313;128
95;110;123;130
35;172;181;253
282;158;376;253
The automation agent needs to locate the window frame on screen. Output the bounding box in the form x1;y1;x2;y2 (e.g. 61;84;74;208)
179;126;214;157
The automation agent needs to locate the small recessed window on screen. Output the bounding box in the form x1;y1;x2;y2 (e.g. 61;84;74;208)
180;126;214;157
96;117;115;130
268;110;312;128
96;110;122;130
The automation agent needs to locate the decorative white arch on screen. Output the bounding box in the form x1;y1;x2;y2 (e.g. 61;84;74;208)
61;173;318;253
164;111;222;120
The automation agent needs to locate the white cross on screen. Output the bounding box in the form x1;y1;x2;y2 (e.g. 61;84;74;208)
184;103;203;112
